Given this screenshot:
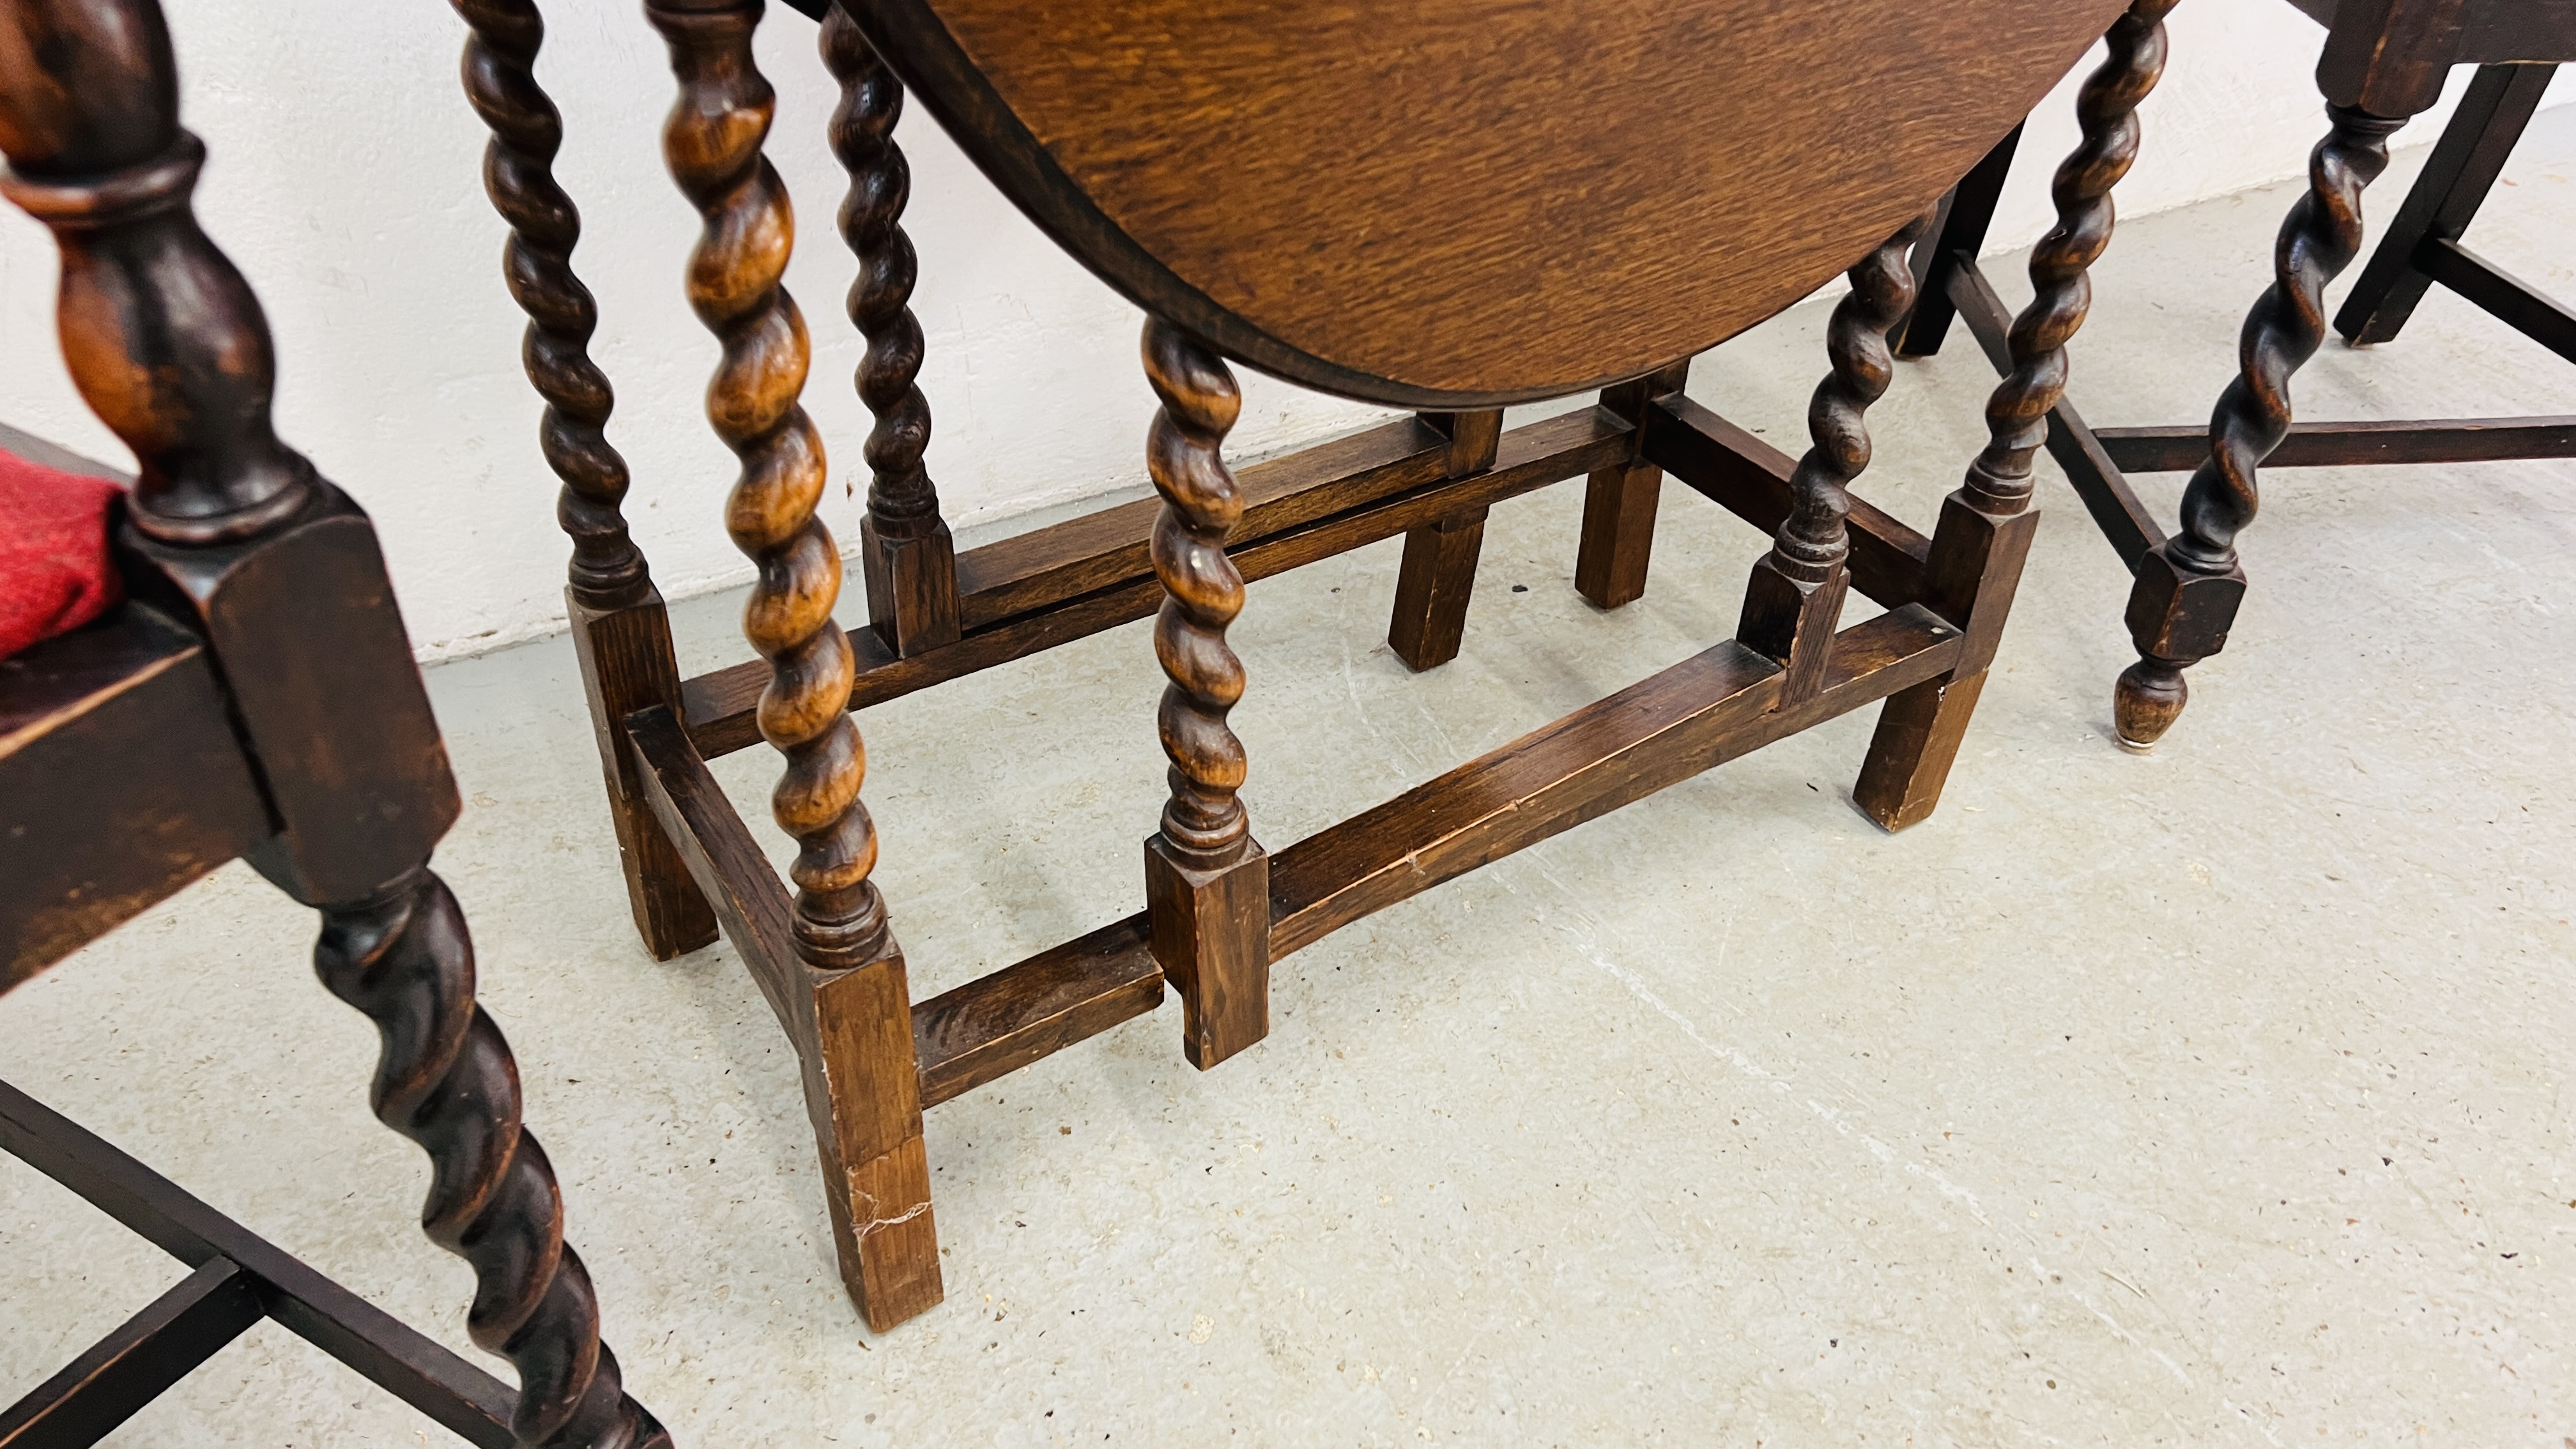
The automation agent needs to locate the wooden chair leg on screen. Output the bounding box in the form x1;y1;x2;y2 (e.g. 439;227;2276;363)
2117;100;2409;749
825;2;961;658
1386;410;1500;671
1574;362;1690;610
2336;63;2554;347
316;872;671;1446
1891;120;2021;360
1861;0;2170;822
456;0;714;958
1740;217;1929;702
1140;319;1269;1071
651;0;942;1330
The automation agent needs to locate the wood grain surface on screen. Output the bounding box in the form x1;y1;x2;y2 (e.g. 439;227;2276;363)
850;0;2132;405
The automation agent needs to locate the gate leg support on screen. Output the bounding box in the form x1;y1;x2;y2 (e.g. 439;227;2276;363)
1854;495;2037;829
1388;508;1489;671
1575;361;1690;610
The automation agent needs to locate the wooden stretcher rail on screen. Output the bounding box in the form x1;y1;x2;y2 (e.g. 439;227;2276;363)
2096;415;2576;472
0;1079;521;1449
955;416;1453;629
882;605;1963;1109
1639;394;1933;608
2418;236;2576;365
0;1257;264;1445
680;408;1629;758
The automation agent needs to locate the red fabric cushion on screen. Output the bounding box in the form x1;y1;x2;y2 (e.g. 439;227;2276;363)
1;447;126;661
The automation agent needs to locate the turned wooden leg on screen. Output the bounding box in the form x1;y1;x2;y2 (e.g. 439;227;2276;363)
2337;64;2552;348
1740;218;1929;703
456;0;714;958
1861;0;2170;822
1387;409;1499;671
2116;102;2406;749
317;873;671;1447
2;6;670;1426
1575;361;1690;610
1891;121;2021;360
825;2;960;657
1140;319;1270;1071
652;0;940;1329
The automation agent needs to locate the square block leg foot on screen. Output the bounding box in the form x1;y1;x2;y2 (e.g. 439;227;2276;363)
1852;670;1988;832
1146;834;1270;1071
804;953;943;1332
861;514;961;659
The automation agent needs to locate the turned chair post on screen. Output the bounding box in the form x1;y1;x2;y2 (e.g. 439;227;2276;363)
1860;0;2175;823
2115;100;2409;747
824;0;961;657
647;0;940;1331
1140;319;1270;1071
1386;408;1501;671
1574;361;1691;610
0;0;666;1438
454;0;717;961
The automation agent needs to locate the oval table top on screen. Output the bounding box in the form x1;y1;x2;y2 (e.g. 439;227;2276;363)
850;0;2133;408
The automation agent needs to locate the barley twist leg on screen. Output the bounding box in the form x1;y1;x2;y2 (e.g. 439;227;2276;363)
1140;318;1268;1070
2116;104;2405;748
1144;320;1252;863
1967;0;2174;516
650;0;884;967
453;0;646;608
823;1;959;654
1740;211;1929;702
1855;0;2177;829
317;871;668;1449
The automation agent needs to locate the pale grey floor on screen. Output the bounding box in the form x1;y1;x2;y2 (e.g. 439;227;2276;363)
7;112;2576;1447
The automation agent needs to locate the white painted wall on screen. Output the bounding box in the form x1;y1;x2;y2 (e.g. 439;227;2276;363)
1;1;2564;659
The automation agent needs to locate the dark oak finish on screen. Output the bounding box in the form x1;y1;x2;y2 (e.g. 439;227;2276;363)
912;914;1162;1109
1575;362;1690;611
2336;61;2554;344
1859;0;2170;825
1386;408;1501;671
0;606;267;990
0;1080;525;1449
457;0;2144;1335
845;0;2133;406
1140;320;1270;1071
1268;610;1963;958
1922;1;2576;747
826;0;960;657
677;410;1627;760
2116;101;2404;747
1739;215;1927;704
2097;415;2576;471
1;1;667;1439
0;1257;263;1446
453;0;717;960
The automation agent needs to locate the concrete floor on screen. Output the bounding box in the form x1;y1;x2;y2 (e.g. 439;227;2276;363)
8;111;2576;1446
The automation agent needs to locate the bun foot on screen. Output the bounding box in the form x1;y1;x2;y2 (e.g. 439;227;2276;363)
2113;656;2188;752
